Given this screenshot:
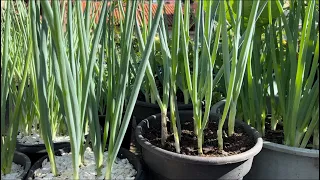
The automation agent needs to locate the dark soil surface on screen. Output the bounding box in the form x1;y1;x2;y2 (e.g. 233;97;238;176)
264;118;285;145
143;120;255;157
263;116;313;149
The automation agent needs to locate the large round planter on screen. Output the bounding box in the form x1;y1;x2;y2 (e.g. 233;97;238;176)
25;147;144;180
133;100;193;125
16;141;70;166
135;111;263;180
212;100;320;179
245;141;319;179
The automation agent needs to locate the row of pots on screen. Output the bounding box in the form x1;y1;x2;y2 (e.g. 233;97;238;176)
10;100;319;179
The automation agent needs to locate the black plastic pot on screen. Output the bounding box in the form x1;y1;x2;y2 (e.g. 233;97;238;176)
135;111;263;180
212;100;319;179
245;141;319;179
133;100;193;125
98;115;133;150
8;151;32;180
25;147;144;180
16;131;101;166
16;141;70;166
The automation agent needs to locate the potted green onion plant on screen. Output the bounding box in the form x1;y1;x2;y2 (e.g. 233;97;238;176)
212;0;319;179
93;0;137;150
5;0;71;166
1;1;31;179
25;0;164;179
248;0;319;179
135;0;265;179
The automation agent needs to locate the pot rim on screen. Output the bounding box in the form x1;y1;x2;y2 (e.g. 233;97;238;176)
263;140;319;158
135;110;263;165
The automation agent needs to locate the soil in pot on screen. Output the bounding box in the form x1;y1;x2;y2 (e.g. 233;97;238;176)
264;118;285;145
264;116;314;149
26;147;143;180
144;119;255;157
1;151;31;180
